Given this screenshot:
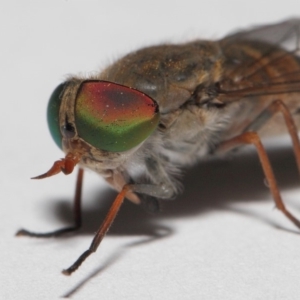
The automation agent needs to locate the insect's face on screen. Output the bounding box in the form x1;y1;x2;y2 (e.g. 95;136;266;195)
47;80;160;160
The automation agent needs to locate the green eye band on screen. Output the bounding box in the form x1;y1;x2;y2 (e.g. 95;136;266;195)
47;83;66;149
75;81;160;152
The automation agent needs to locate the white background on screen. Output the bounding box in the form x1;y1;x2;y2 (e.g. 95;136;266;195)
2;1;300;299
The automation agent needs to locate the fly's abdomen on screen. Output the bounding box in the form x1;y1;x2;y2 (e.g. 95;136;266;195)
221;40;300;88
219;40;300;137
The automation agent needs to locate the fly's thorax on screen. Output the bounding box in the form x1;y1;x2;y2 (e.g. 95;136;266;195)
47;78;160;175
99;40;224;113
154;92;257;166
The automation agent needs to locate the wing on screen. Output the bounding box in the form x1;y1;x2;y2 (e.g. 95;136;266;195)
217;19;300;102
223;18;300;49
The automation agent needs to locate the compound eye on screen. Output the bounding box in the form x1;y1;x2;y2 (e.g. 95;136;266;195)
47;83;66;149
75;81;160;152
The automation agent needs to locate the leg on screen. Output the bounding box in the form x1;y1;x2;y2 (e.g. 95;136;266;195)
58;149;178;275
243;99;300;175
16;168;84;237
62;184;131;275
219;131;300;229
62;175;177;276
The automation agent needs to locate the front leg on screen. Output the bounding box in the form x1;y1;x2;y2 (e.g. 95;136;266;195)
63;156;177;275
131;158;177;200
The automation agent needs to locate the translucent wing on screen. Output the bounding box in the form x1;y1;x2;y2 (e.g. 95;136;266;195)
218;19;300;102
223;18;300;50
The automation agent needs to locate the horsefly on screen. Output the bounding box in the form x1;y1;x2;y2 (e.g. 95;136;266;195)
17;19;300;275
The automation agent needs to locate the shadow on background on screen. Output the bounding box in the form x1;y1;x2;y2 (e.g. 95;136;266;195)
48;142;300;237
52;142;300;298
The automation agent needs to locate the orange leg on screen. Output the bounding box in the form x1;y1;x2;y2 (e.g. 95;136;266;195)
243;100;300;175
219;131;300;229
218;99;300;228
62;184;132;275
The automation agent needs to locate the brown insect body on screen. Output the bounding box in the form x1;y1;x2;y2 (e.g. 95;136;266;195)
17;19;300;275
97;23;300;191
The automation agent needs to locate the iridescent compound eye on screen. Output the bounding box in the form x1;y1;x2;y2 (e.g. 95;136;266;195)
47;83;66;149
75;81;160;152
